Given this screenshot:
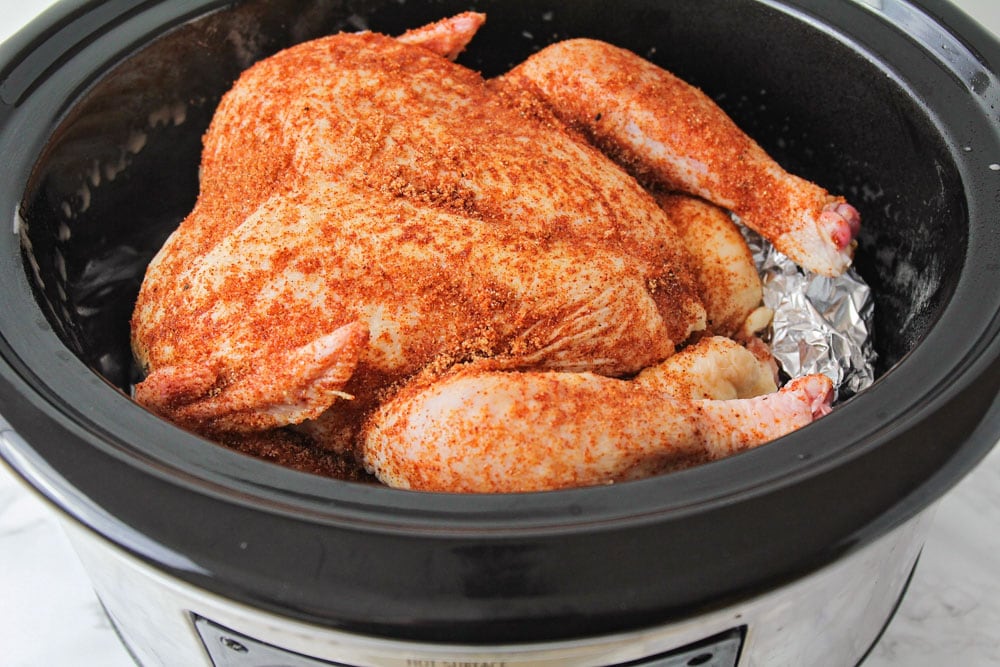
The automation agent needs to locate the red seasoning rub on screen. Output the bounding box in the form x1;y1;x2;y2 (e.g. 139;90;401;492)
502;38;860;277
131;15;851;491
363;364;832;492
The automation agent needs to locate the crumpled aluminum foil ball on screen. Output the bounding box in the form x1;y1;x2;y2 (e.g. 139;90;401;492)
743;225;876;402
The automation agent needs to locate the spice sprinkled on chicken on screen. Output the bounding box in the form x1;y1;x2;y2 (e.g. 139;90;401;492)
131;13;855;491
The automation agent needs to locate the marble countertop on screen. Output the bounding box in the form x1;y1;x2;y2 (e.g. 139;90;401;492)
1;1;999;665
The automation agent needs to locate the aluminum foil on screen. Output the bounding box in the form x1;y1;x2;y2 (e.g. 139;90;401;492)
742;226;876;402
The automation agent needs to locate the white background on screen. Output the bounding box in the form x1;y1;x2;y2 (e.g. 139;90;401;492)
1;1;999;666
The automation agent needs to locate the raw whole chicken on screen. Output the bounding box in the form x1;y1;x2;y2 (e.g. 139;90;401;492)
130;13;859;491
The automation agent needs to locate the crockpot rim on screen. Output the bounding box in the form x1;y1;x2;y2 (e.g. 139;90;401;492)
0;0;998;538
2;0;1000;644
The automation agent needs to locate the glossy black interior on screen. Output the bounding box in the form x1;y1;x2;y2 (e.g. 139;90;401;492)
3;0;1000;645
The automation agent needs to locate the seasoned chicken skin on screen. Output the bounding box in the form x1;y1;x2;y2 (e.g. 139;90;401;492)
131;14;853;488
503;39;860;276
363;367;832;492
132;20;704;437
656;194;771;339
635;336;778;400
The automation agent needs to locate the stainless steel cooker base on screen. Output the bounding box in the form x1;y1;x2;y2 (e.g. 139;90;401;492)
61;511;931;667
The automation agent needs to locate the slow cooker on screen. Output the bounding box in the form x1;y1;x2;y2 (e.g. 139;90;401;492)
1;0;999;665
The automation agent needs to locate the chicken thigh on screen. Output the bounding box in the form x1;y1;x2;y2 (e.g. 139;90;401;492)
131;14;855;488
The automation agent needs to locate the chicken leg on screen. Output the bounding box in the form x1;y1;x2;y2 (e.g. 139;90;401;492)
501;38;861;276
362;366;833;492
